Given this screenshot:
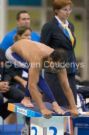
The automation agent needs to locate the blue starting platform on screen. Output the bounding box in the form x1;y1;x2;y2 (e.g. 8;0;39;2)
8;103;72;135
8;103;43;117
8;102;70;117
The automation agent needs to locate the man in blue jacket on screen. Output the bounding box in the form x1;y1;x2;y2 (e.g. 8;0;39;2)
0;10;40;111
0;10;40;51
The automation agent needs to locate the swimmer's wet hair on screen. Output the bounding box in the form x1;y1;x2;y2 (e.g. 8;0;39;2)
50;49;67;63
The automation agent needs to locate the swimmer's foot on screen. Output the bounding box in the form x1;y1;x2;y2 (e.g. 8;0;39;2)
52;102;65;115
21;97;34;108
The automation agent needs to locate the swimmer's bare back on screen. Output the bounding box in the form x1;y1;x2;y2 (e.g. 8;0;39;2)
11;39;54;63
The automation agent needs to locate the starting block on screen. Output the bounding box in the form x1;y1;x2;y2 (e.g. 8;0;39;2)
8;103;73;135
73;116;89;135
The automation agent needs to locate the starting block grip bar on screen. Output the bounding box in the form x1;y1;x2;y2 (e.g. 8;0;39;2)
8;103;70;117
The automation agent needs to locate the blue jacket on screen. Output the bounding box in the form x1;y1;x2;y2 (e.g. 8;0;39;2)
0;28;40;51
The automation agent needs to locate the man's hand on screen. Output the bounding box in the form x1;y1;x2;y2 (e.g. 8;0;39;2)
0;81;10;93
41;107;54;119
14;76;27;88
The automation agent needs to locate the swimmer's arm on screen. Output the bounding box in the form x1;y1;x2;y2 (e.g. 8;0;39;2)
28;66;46;110
58;69;77;110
